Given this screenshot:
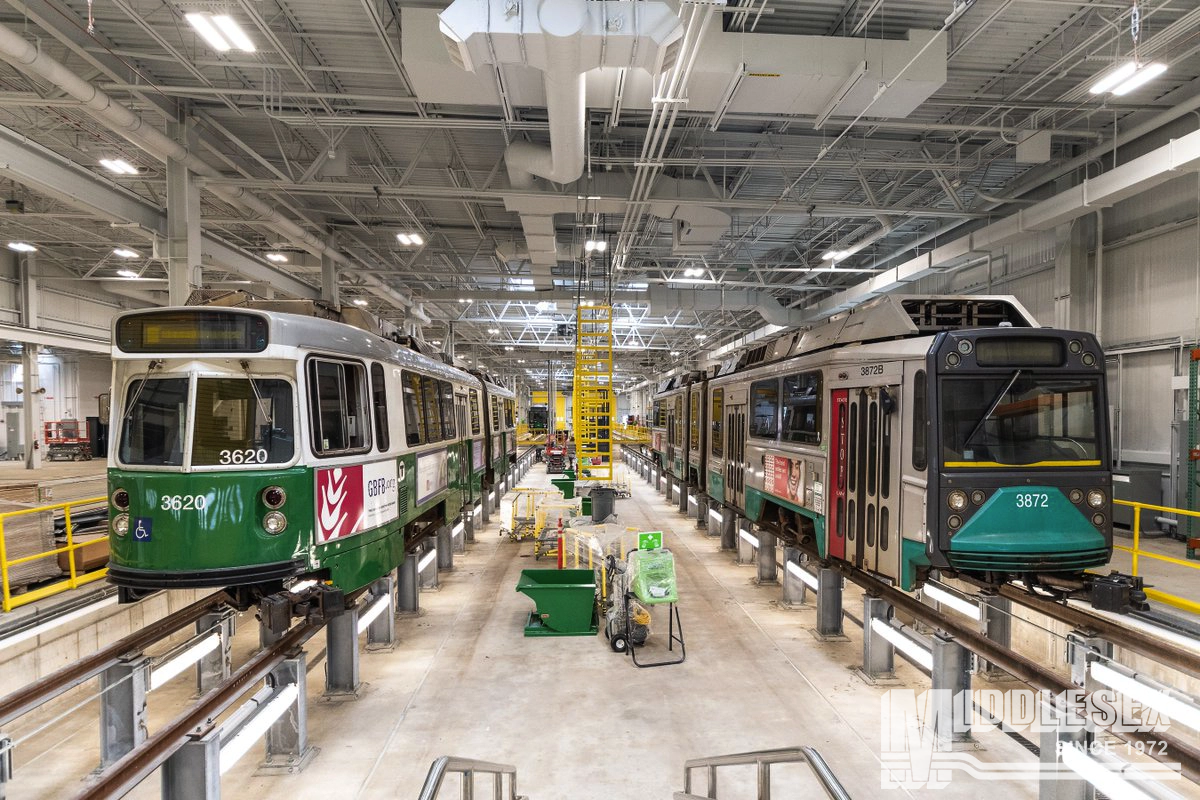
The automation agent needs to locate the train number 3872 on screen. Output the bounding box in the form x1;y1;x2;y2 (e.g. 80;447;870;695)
1015;492;1049;508
160;494;208;511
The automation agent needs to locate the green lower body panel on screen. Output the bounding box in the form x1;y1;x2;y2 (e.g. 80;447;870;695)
316;523;406;590
901;539;930;592
708;471;724;504
949;486;1109;573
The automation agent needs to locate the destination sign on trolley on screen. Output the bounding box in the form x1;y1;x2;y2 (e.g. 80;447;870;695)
116;311;269;353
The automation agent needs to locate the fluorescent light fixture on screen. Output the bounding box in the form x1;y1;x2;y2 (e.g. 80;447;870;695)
185;13;231;51
695;334;707;340
410;233;424;246
265;252;288;263
211;15;255;52
452;521;465;537
710;62;746;131
430;340;441;345
1059;743;1155;800
488;328;500;334
417;549;437;572
0;596;119;654
814;60;868;129
1089;61;1139;94
219;684;299;774
517;359;526;363
112;248;139;259
786;560;819;590
7;242;36;253
150;633;221;691
1090;660;1200;731
670;350;680;356
397;233;412;245
738;529;759;549
823;250;848;262
708;508;722;523
99;158;138;175
459;298;470;304
353;299;368;307
923;582;981;621
585;239;607;252
355;594;390;634
1112;62;1167;96
116;269;140;279
504;345;514;351
870;618;933;670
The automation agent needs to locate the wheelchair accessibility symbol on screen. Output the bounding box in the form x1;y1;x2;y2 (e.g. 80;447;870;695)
133;518;153;542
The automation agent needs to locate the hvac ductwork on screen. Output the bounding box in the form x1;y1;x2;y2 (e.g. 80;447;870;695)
0;22;416;315
647;287;806;327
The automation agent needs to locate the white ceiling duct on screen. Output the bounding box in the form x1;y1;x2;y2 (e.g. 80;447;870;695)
440;0;683;189
647;287;806;327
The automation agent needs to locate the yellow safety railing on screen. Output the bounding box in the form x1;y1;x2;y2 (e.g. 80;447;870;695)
614;424;651;444
1112;499;1200;615
0;496;108;612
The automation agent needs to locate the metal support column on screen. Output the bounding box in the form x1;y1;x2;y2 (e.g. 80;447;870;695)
1067;631;1113;693
418;540;438;590
493;482;501;513
977;593;1011;679
931;634;972;749
678;479;689;513
815;566;844;638
161;728;220;800
397;555;419;615
264;655;314;770
695;494;708;529
99;656;149;768
720;507;736;551
480;493;490;526
736;520;755;565
366;576;395;650
756;527;778;584
436;525;454;570
0;733;11;800
21;344;40;471
324;606;361;698
782;547;805;606
463;508;475;544
654;463;662;493
166;119;202;306
195;612;233;694
861;595;895;681
664;471;674;503
1038;701;1094;800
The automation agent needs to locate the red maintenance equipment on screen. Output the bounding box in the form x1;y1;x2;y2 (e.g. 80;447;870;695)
44;419;93;461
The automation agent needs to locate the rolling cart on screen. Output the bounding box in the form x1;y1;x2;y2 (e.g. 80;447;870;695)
603;539;684;667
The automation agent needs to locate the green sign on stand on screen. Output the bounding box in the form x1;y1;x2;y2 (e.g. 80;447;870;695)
638;531;663;551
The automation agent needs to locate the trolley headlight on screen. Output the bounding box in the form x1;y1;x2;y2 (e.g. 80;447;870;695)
1069;489;1084;504
948;515;963;531
970;490;986;506
1087;489;1105;508
957;339;973;355
946;353;961;367
1092;513;1106;527
1082;352;1096;367
1069;339;1083;355
262;486;287;509
111;488;130;511
262;511;288;535
947;490;968;512
112;513;130;537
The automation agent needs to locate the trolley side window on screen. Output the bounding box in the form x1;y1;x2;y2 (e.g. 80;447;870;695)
689;392;700;450
673;396;683;446
307;359;370;455
421;375;444;443
118;377;189;466
912;370;928;471
711;388;724;458
781;371;822;445
192;377;294;465
491;397;501;431
402;371;423;446
750;378;779;439
469;389;481;435
505;399;515;429
372;363;390;452
440;380;456;440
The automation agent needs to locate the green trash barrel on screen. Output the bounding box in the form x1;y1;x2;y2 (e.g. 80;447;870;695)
515;568;597;636
550;478;575;499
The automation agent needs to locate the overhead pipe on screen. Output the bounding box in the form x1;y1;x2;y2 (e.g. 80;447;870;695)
0;21;417;314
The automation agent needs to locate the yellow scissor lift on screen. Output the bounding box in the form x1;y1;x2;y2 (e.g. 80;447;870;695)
573;303;614;483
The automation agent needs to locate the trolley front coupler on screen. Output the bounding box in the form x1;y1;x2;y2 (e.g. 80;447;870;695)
1089;572;1149;614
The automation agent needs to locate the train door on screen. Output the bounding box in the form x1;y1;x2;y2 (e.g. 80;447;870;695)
725;399;747;509
455;393;470;501
843;384;902;577
828;390;849;560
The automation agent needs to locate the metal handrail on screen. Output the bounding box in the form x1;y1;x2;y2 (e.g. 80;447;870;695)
417;755;523;800
1111;498;1200;615
679;746;851;800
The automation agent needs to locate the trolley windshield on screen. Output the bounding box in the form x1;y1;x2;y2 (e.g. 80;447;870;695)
118;376;295;467
939;373;1102;468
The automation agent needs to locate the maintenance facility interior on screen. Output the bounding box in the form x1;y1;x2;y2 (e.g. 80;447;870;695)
0;0;1197;798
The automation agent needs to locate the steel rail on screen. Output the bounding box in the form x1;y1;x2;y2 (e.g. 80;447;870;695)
73;616;322;800
0;591;230;727
994;583;1200;681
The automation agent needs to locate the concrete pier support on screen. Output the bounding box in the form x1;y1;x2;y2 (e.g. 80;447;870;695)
861;595;895;681
756;528;778;584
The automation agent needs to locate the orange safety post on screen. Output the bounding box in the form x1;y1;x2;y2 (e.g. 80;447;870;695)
556;516;565;570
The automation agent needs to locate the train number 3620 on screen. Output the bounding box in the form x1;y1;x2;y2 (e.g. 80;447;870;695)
160;494;208;511
218;448;270;465
1015;492;1049;508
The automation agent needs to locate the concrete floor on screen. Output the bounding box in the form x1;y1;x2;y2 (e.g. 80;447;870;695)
3;461;1197;798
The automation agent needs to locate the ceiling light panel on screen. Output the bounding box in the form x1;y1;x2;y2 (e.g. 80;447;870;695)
211;15;256;52
185;13;231;51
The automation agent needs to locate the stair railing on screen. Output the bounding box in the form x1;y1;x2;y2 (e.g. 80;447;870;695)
417;755;524;800
674;746;851;800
